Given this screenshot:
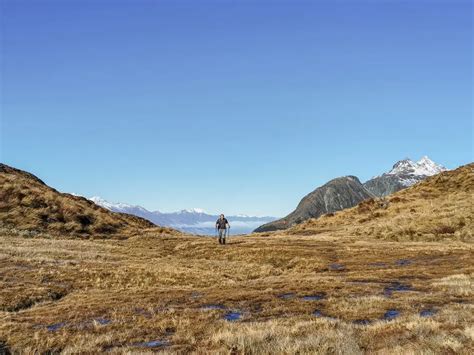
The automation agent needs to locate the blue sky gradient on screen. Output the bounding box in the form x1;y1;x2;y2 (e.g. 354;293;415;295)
1;0;472;216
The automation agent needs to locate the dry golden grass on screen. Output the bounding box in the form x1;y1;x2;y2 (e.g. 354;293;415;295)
0;231;473;354
0;164;472;353
0;164;180;239
285;163;474;242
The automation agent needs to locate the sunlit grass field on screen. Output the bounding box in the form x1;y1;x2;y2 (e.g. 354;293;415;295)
1;164;473;353
1;230;473;354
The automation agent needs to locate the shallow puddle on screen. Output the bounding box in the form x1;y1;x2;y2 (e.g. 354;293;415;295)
383;309;400;320
312;310;323;317
301;294;324;301
94;318;111;325
201;304;226;310
329;263;345;271
312;309;336;320
46;322;66;332
395;259;412;266
383;282;412;297
223;311;242;321
132;340;167;348
420;309;437;317
278;293;296;299
75;317;112;330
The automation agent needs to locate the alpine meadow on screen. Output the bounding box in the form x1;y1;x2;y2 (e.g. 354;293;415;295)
1;0;473;354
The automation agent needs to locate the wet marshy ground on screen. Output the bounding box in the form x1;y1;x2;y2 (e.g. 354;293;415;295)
395;259;413;266
200;304;226;310
1;233;472;353
420;309;437;317
46;322;66;332
223;312;242;322
329;263;345;271
301;294;325;301
132;339;168;348
383;282;413;297
383;309;400;320
93;318;112;326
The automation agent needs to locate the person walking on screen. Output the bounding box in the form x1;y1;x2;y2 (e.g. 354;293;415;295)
215;214;230;245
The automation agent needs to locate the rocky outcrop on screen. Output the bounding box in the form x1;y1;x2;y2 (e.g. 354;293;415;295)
254;176;374;232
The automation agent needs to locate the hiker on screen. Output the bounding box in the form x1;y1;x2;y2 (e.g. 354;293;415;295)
215;214;230;245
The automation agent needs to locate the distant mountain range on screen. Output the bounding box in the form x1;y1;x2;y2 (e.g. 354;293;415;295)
0;164;159;238
255;156;447;233
88;197;276;235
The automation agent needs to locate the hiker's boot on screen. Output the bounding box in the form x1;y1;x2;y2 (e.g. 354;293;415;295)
223;238;226;245
218;237;222;244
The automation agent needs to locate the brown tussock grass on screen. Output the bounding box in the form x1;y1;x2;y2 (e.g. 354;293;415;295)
1;231;473;353
0;164;180;239
0;164;473;353
284;163;474;243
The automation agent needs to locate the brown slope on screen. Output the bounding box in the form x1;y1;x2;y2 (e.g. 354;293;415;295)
255;176;375;232
283;163;473;242
0;163;179;238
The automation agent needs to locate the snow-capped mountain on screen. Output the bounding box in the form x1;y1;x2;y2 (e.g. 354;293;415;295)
387;156;446;180
254;155;448;232
88;197;277;235
364;156;447;196
178;208;207;214
89;196;149;214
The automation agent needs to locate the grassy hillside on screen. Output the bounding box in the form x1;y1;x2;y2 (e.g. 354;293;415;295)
0;164;178;239
0;163;472;353
285;163;473;242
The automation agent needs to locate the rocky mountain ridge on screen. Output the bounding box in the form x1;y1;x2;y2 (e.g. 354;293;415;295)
363;156;447;197
254;156;447;233
254;175;374;232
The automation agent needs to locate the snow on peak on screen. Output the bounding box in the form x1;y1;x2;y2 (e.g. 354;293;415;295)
179;208;207;214
192;208;207;214
414;156;447;176
388;159;416;175
89;196;110;205
89;196;143;211
387;156;446;177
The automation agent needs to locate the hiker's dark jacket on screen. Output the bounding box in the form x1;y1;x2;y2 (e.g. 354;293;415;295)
216;218;229;230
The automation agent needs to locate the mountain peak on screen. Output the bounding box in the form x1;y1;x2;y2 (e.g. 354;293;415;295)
387;156;446;177
89;196;149;212
389;159;416;174
414;156;447;176
255;172;373;233
364;156;448;197
418;155;431;162
179;208;207;214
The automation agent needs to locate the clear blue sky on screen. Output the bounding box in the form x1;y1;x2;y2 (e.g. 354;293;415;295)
1;0;472;216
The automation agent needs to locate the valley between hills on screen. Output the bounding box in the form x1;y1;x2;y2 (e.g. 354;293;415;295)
0;163;473;354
